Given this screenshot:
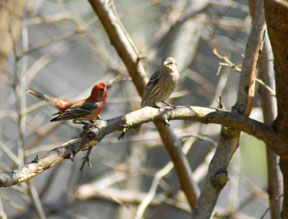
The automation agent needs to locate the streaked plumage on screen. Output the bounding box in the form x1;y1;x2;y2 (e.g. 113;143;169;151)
141;57;179;107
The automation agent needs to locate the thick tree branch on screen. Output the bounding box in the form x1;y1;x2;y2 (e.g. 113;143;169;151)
259;35;282;219
250;0;282;216
265;0;288;217
0;138;81;187
1;105;287;188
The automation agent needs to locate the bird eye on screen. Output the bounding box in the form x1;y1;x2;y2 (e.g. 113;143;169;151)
101;88;105;91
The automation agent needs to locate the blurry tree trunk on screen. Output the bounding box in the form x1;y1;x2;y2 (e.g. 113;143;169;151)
249;0;282;218
258;35;282;219
264;0;288;217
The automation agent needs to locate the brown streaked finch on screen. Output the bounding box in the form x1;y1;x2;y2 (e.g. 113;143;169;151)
27;81;108;123
141;57;179;108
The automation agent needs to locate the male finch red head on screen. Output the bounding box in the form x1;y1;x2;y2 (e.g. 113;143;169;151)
141;57;179;107
27;81;108;122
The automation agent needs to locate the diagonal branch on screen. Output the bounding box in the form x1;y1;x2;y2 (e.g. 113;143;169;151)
88;0;147;94
88;0;199;209
0;105;286;188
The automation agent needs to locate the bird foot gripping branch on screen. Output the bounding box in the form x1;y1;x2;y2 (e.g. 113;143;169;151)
80;147;93;171
79;118;107;141
158;107;173;126
161;100;176;108
78;121;105;170
118;123;130;140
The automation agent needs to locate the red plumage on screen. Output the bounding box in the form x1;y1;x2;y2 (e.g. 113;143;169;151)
27;81;108;122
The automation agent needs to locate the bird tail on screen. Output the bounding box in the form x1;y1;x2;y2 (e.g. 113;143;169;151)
50;116;60;122
27;88;54;104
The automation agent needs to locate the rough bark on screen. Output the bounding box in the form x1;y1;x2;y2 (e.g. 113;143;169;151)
264;1;288;217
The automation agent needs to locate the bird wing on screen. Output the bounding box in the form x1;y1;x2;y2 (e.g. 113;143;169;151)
141;70;160;106
51;101;99;121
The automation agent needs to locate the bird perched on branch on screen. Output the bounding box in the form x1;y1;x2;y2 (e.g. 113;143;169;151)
141;57;179;108
27;81;108;123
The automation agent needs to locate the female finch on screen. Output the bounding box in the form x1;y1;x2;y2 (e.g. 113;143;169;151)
141;57;179;107
27;81;108;123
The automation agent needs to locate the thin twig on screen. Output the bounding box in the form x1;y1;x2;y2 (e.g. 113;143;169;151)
0;140;20;166
9;10;46;219
17;29;85;59
213;48;275;96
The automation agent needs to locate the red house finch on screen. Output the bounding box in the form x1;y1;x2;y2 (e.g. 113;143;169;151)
141;57;179;107
27;81;108;123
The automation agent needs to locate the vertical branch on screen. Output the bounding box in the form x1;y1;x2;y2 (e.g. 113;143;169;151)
192;0;266;218
248;7;281;217
27;181;46;219
264;0;288;217
250;0;283;214
259;34;282;219
88;0;199;210
9;8;47;219
8;12;26;166
248;9;282;217
18;7;28;166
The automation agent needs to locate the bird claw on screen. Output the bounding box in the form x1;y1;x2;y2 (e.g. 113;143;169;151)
96;115;103;120
86;119;104;128
73;120;85;125
80;147;93;170
162;101;175;108
159;110;170;126
70;150;77;162
118;124;129;140
82;127;96;139
81;123;91;132
118;132;126;140
164;118;170;126
153;103;161;108
74;119;103;127
73;120;92;126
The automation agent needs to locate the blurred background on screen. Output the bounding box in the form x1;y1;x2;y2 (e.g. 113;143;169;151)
0;0;270;218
